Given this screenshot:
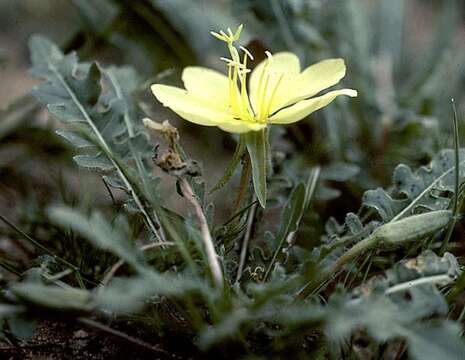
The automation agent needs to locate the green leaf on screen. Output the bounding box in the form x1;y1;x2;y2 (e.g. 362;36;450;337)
148;0;248;60
71;0;118;34
55;129;95;149
244;129;268;208
29;35;163;240
11;283;93;313
352;250;460;300
321;162;359;182
263;183;306;280
48;206;146;271
325;148;465;246
95;272;211;313
406;321;465;360
326;293;465;360
73;154;114;171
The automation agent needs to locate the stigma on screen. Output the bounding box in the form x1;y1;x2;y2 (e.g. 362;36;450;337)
213;26;284;124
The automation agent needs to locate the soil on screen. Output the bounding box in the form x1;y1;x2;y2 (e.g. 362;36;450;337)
0;319;179;360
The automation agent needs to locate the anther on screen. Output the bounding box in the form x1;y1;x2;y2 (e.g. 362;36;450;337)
265;51;273;62
240;46;254;60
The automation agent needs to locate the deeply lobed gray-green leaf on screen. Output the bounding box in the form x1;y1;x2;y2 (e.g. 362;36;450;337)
48;206;146;271
326;149;465;243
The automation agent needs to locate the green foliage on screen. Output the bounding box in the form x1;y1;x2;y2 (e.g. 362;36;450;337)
2;1;465;358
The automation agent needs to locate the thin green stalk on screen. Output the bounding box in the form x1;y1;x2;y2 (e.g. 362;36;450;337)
298;210;452;299
210;137;246;194
158;213;198;275
270;0;298;53
440;98;460;254
0;258;22;277
264;167;320;281
235;199;258;283
298;233;379;299
0;214;94;283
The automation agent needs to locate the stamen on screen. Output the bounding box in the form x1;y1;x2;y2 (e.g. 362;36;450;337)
255;56;272;121
258;75;270;122
240;46;254;60
220;57;234;64
265;73;284;118
239;52;254;121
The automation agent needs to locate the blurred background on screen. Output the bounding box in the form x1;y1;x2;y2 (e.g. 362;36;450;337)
1;0;465;246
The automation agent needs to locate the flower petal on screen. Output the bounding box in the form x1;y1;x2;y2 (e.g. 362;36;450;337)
152;84;263;134
182;67;230;107
152;84;233;126
218;121;266;134
268;89;357;124
282;58;347;107
249;52;301;114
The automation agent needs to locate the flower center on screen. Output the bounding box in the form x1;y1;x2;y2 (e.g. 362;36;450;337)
211;26;283;124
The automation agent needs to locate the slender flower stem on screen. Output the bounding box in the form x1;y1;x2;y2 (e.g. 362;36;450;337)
179;178;223;288
440;98;460;255
235;199;258;283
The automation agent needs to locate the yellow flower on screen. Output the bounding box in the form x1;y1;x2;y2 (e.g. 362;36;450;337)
151;25;357;134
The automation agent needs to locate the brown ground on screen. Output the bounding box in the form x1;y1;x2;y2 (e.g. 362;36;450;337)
0;320;176;360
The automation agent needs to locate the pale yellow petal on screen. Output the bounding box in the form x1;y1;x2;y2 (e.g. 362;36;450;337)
218;121;266;133
268;89;357;124
151;84;233;126
281;58;347;107
249;52;300;114
181;67;230;107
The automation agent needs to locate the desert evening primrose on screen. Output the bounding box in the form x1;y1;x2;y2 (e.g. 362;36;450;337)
151;25;357;207
151;25;357;133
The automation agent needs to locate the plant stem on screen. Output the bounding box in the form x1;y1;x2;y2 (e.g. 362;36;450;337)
235;199;258;283
179;178;223;288
298;232;379;299
440;98;460;254
264;168;320;282
101;241;174;286
0;214;97;285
